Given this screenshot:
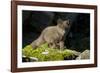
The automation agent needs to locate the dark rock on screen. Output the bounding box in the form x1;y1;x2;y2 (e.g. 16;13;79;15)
22;11;54;47
69;37;90;52
22;56;30;62
65;13;90;52
30;11;54;32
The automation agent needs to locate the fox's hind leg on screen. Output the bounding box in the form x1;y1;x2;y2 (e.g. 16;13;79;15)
48;42;56;49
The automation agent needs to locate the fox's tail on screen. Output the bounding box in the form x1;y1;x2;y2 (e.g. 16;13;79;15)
30;36;44;49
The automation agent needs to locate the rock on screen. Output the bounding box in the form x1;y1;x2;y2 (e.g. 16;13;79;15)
51;13;79;27
30;11;54;32
22;56;30;62
63;49;81;60
76;50;90;60
69;37;90;52
42;50;49;55
29;57;38;61
22;56;38;62
70;50;81;56
22;11;54;47
65;14;90;51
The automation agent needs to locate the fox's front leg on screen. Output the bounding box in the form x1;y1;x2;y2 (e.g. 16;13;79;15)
59;41;64;50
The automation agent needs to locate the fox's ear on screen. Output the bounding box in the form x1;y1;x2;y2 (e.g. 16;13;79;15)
57;19;62;24
57;19;64;29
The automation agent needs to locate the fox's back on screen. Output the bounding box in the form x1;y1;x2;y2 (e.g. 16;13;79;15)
42;26;64;43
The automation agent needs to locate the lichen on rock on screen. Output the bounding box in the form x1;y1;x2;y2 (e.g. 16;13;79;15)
22;43;78;62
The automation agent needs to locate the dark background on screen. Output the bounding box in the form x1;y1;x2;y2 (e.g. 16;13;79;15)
22;10;90;52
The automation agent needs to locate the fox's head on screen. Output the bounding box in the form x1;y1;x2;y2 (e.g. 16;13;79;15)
57;19;71;29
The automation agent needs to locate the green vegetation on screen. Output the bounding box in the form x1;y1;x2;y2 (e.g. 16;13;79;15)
22;43;75;62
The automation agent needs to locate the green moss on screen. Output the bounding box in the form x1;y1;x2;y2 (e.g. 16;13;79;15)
22;43;75;62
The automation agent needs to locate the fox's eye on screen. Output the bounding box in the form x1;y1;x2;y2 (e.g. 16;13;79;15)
66;20;70;25
67;22;70;25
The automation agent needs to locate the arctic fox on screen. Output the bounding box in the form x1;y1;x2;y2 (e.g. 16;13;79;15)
30;19;71;50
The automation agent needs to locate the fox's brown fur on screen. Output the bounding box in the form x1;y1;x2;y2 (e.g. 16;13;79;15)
30;19;71;50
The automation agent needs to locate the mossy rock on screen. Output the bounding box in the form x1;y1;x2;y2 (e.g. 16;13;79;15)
22;43;76;62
